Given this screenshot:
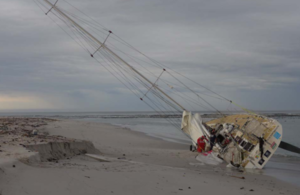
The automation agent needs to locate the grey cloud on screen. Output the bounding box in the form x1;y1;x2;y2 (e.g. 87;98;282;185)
0;0;300;111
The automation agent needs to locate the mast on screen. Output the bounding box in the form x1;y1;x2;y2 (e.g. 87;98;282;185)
43;0;185;111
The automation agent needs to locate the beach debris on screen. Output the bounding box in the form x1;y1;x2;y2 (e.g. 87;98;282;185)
0;117;99;165
240;187;244;190
32;130;38;136
179;189;183;191
47;158;58;162
12;165;15;168
0;126;8;131
250;189;254;191
85;154;110;162
230;175;245;179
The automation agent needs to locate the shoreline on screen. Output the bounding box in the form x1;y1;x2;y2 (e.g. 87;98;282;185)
79;118;300;187
1;118;299;194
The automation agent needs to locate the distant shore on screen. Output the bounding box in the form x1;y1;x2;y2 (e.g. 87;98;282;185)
0;118;299;195
1;111;299;120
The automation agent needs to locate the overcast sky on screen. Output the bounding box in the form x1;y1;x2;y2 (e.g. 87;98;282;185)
0;0;300;112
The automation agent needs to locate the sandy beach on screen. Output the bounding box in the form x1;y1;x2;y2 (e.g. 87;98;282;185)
0;118;299;195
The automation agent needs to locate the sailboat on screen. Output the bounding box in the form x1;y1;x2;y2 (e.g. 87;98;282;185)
32;0;298;169
182;111;282;168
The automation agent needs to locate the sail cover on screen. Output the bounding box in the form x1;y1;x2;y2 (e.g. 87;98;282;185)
181;111;192;136
181;111;209;145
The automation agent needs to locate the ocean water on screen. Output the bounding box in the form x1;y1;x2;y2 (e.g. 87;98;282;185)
1;111;300;186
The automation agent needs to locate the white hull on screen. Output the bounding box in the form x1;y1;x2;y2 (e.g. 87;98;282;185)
182;111;283;169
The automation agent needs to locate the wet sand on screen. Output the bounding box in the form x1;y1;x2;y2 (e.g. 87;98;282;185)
0;119;299;195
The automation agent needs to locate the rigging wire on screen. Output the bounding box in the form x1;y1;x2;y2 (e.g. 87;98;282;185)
41;0;231;112
51;0;231;108
32;1;252;132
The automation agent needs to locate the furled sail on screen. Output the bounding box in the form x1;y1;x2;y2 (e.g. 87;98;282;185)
181;111;210;146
